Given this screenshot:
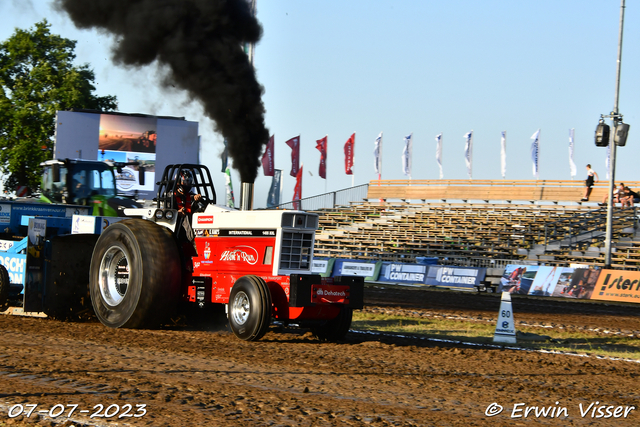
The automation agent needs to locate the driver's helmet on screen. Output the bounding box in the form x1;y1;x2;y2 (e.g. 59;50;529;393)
178;169;193;192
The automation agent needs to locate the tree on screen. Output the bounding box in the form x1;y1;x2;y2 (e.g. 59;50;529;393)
0;20;117;193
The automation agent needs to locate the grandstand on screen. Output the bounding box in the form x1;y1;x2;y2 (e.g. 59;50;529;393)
287;179;640;270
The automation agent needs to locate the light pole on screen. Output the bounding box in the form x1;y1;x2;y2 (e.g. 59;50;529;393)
598;0;629;268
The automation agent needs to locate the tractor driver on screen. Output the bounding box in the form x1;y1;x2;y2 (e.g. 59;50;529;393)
175;169;203;216
72;172;90;205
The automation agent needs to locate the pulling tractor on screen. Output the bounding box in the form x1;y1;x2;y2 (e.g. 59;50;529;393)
9;164;364;341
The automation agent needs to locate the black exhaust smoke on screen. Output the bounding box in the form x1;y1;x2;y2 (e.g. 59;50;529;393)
55;0;269;183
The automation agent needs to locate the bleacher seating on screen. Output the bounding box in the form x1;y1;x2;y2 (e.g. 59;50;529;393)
311;199;640;270
367;179;640;204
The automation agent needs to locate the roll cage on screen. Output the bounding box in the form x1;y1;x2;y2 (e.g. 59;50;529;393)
156;164;217;209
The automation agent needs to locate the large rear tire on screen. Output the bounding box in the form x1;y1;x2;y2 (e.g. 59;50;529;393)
228;275;272;341
90;219;181;329
311;307;353;342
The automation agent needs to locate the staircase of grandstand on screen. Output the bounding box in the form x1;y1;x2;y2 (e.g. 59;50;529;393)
311;202;640;269
543;206;637;248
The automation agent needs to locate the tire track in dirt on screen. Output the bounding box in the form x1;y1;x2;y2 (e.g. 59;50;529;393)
0;285;639;426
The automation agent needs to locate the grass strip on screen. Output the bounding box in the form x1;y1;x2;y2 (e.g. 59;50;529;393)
351;311;640;360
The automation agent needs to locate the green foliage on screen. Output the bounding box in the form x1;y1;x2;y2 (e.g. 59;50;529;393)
0;20;117;193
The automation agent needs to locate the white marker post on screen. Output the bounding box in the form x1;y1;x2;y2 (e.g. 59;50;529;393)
493;292;517;344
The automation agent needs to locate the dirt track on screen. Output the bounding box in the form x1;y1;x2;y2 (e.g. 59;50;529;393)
0;287;639;427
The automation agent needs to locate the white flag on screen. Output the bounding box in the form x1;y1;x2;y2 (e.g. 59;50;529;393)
500;131;507;179
568;129;577;178
530;129;540;179
402;133;412;178
463;131;473;179
435;133;443;179
374;132;383;176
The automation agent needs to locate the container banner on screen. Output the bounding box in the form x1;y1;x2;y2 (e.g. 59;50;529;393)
378;262;428;285
425;266;486;289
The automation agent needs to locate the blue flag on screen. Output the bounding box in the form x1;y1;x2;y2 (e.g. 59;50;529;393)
267;169;282;208
220;139;229;173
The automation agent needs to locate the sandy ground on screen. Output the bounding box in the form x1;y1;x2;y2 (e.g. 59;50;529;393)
0;286;639;427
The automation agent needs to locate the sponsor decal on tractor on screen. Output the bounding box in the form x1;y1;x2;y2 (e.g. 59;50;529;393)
197;215;214;224
219;245;258;265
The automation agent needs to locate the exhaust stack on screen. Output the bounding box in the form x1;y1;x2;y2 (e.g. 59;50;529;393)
240;182;254;211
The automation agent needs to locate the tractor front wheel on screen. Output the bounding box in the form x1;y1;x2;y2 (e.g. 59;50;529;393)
228;275;272;341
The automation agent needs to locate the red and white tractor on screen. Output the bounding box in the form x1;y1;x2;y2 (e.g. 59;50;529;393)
89;164;363;341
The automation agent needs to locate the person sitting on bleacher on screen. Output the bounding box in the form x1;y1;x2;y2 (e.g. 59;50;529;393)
621;186;640;208
599;183;626;207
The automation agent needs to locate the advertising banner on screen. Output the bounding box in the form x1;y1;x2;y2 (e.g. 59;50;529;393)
553;267;599;299
285;136;300;177
71;215;125;235
500;265;538;295
500;265;601;300
54;111;199;199
425;266;486;290
594;270;640;303
261;135;274;176
98;114;156;196
378;262;428;285
315;135;327;179
333;259;380;281
0;240;15;251
0;203;89;235
266;170;281;208
0;253;26;285
344;133;355;175
0;204;11;224
311;258;335;277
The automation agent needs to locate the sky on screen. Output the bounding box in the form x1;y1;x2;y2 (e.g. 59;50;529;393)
2;0;640;207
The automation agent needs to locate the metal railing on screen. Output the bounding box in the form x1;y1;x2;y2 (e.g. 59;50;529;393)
544;206;637;248
270;184;369;211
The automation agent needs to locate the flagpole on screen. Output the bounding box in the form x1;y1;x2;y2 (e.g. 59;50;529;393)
409;133;412;181
436;133;443;180
604;0;626;268
352;131;356;187
376;132;383;204
279;171;283;207
378;132;382;187
470;131;473;180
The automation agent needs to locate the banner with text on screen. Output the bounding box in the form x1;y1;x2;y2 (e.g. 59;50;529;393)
594;270;640;303
332;259;380;281
425;266;486;289
311;258;335;277
378;262;428;285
